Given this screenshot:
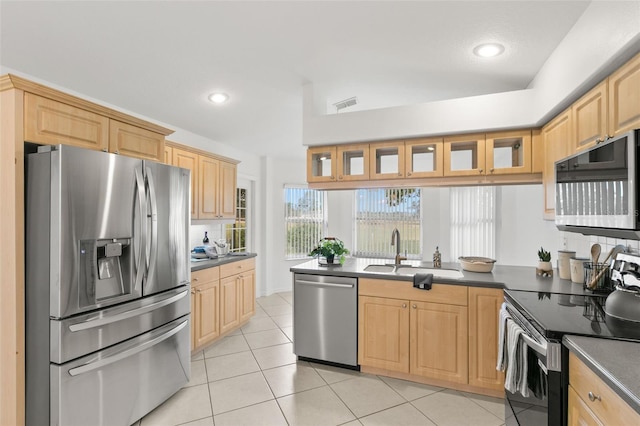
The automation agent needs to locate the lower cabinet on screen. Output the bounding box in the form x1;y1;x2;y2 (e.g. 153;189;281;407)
358;278;503;395
190;258;256;352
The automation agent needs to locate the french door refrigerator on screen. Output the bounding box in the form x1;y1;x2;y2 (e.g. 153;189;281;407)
26;145;191;426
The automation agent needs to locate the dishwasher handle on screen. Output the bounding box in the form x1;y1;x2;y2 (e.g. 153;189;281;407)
296;279;354;289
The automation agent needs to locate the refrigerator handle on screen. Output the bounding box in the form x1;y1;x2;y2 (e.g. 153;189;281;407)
146;166;158;285
134;167;147;292
68;319;188;376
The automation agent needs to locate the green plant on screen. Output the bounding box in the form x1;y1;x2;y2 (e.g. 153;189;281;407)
538;247;551;262
309;238;350;264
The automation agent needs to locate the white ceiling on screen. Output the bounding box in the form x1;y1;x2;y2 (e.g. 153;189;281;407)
0;1;591;158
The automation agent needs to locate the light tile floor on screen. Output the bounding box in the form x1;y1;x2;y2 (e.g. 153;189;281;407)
139;291;506;426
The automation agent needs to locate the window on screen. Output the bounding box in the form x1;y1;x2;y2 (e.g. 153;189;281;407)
450;186;496;260
226;188;247;252
284;186;327;259
354;188;421;259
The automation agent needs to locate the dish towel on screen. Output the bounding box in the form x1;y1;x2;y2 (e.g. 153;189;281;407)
504;319;524;393
413;273;433;290
497;303;511;371
517;340;530;397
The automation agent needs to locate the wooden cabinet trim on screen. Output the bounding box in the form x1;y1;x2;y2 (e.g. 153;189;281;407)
166;140;240;165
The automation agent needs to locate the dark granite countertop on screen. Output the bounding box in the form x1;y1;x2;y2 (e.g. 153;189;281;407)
564;335;640;415
290;258;593;294
191;253;257;272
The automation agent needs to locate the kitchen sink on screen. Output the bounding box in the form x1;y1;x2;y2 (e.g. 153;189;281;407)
363;264;396;273
395;267;464;279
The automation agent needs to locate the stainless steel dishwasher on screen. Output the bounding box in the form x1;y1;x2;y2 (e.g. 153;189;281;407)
293;273;358;368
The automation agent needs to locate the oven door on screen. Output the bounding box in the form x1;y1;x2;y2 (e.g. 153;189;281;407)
504;306;563;426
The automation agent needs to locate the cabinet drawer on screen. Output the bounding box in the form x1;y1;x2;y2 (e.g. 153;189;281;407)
569;352;640;425
24;93;109;150
220;258;255;278
359;278;468;306
192;267;220;285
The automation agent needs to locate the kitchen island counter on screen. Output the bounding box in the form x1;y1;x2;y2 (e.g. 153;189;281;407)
564;335;640;416
191;252;257;272
290;257;593;294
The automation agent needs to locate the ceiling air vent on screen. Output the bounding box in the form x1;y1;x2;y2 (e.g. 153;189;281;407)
333;96;358;113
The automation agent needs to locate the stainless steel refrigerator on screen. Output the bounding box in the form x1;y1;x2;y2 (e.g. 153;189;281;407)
26;145;191;426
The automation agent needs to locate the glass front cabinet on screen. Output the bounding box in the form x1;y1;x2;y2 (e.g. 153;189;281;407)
485;130;532;175
337;144;370;181
443;134;486;177
370;142;406;180
405;137;444;178
307;146;337;183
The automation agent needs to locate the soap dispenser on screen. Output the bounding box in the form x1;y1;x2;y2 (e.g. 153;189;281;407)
203;231;210;245
433;246;442;269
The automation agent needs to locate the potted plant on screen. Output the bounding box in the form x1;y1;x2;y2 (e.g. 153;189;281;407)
538;247;552;271
309;237;350;265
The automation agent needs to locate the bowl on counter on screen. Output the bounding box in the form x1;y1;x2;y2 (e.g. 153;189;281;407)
458;256;496;273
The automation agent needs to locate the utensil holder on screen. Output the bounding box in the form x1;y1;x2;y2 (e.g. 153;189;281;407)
583;262;612;293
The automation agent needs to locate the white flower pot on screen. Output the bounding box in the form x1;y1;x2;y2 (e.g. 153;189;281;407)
538;261;552;271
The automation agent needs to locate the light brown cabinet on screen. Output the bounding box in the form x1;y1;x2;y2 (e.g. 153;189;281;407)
167;142;238;220
24;93;166;161
307;146;337;183
370;141;406;180
405;138;444;178
220;258;256;335
568;352;640;426
337;143;370;181
608;52;640;137
220;275;240;335
164;144;173;165
191;267;221;351
485;130;532;175
572;81;608;152
468;287;505;391
542;109;571;220
444;133;486;177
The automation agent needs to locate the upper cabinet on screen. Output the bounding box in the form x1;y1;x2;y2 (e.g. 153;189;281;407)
337;143;370;181
168;141;238;221
109;120;164;161
485;130;532;175
443;133;486;177
370;141;406;180
542;108;571;220
405;137;444;178
307;146;336;183
608;53;640;137
572;80;608;152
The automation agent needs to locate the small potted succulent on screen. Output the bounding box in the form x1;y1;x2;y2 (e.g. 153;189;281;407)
537;247;552;271
309;237;350;265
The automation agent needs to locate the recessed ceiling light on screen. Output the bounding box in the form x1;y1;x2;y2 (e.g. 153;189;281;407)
208;93;229;104
473;43;505;58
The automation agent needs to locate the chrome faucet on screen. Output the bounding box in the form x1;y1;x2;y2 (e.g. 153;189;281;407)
391;228;407;265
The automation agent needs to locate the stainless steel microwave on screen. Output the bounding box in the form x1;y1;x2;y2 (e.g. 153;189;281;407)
555;129;640;239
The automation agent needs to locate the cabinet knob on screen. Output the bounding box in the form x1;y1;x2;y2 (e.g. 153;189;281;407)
588;392;601;402
398;173;402;177
402;303;407;308
338;175;343;180
114;150;120;155
412;304;417;309
330;175;335;180
607;134;614;139
490;168;494;173
595;138;603;144
193;278;199;282
191;289;196;294
196;289;201;293
102;148;108;152
407;172;412;176
479;169;483;174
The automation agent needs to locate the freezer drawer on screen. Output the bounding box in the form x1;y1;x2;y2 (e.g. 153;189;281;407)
293;274;358;367
50;286;190;364
50;316;190;426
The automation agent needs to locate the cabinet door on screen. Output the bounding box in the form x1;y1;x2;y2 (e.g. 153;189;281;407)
568;386;604;426
410;301;468;384
485;130;532;175
307;147;337;183
337;144;370;181
443;134;486;177
199;156;220;220
109;120;164;161
370;142;406;180
358;296;409;373
572;81;608;152
468;287;504;391
608;52;640;137
219;161;237;219
405;138;444;178
220;275;240;334
24;93;109;150
172;148;199;219
542;110;571;220
239;269;256;323
193;280;220;349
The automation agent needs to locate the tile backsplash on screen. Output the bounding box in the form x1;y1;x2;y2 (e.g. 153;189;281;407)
560;231;640;260
190;222;226;249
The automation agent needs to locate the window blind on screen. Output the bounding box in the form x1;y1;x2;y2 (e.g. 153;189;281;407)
450;186;496;260
284;186;327;259
354;188;421;259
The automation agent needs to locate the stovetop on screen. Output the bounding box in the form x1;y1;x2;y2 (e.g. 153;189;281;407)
505;289;640;342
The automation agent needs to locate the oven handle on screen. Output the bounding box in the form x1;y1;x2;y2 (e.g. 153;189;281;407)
519;329;547;356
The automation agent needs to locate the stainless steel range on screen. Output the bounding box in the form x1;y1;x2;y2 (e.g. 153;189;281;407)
26;145;191;425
